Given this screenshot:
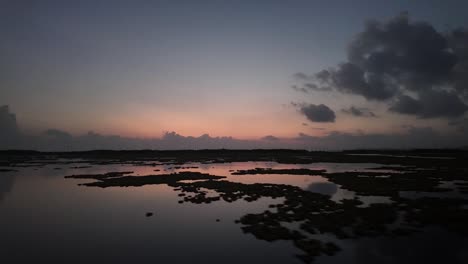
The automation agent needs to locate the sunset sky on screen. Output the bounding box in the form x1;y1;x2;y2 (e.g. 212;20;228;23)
1;0;468;150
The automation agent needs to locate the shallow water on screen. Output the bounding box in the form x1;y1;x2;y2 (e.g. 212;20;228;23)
1;161;467;264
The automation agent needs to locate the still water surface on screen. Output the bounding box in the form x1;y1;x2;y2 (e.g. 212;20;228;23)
1;161;467;263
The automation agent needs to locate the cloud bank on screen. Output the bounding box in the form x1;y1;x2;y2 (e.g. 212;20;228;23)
294;13;468;119
0;105;466;151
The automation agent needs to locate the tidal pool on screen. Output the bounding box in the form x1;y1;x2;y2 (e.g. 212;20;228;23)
1;152;467;264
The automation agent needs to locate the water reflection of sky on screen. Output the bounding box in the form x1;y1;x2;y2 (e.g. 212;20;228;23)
0;162;467;264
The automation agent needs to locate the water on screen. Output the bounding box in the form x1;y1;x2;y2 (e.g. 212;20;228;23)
1;161;467;263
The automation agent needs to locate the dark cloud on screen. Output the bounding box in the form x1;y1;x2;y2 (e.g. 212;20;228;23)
314;63;397;100
290;102;300;107
158;132;253;149
304;83;332;92
293;13;468;118
349;14;457;88
390;90;468;118
44;129;72;138
299;104;336;123
449;28;468;99
262;135;279;141
292;83;332;93
389;95;420;115
0;105;19;135
341;106;377;117
291;85;308;93
0;105;21;148
39;129;75;151
293;72;310;80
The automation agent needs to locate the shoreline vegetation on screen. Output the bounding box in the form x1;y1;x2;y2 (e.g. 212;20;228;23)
1;149;467;167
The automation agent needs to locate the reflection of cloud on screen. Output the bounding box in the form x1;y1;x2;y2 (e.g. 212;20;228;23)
307;182;337;196
0;173;15;203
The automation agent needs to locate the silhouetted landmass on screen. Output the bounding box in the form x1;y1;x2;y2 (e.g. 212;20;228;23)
69;166;92;169
232;168;326;175
2;149;468;168
365;166;417;171
65;171;134;180
0;168;17;172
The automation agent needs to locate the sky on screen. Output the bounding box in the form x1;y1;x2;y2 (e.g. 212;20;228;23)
1;0;468;150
